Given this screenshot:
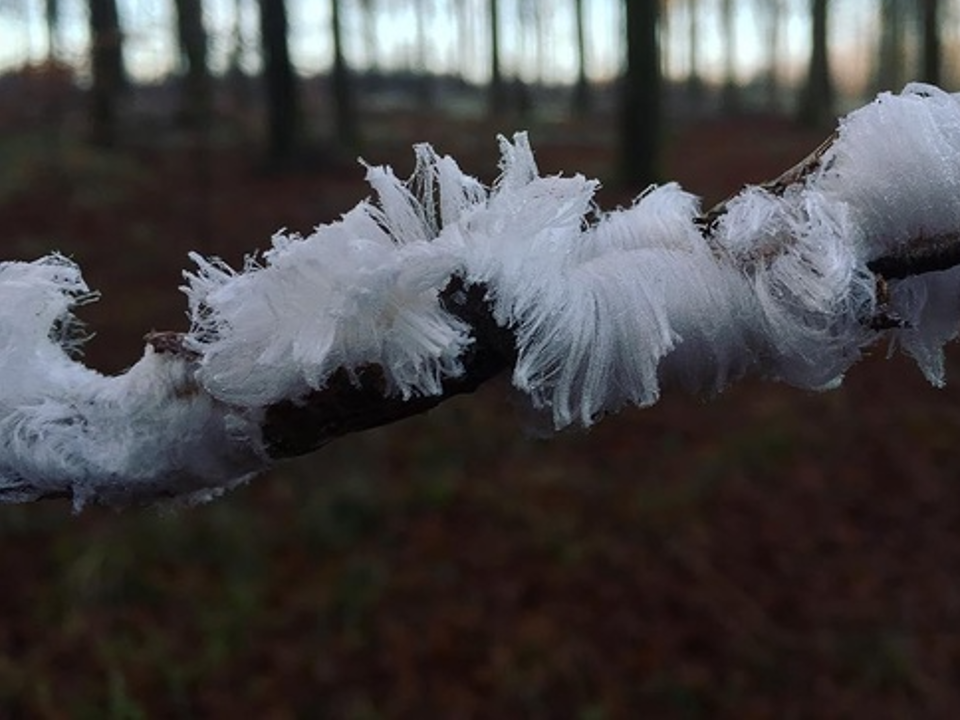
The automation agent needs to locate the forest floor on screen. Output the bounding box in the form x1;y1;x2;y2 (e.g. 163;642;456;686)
1;100;960;719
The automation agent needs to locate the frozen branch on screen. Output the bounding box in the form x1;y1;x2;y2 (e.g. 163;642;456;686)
6;83;960;507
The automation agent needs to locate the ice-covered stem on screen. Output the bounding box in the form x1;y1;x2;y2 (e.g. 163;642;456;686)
0;266;264;508
187;84;960;454
707;129;960;281
261;278;515;457
237;85;960;459
867;231;960;280
5;83;960;507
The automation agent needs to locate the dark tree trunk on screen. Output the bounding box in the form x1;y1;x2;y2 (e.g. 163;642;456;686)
413;0;434;108
331;0;359;148
256;0;301;163
761;0;784;111
719;0;739;112
876;0;908;91
173;0;211;129
572;0;591;115
488;0;507;115
360;0;380;78
619;0;661;187
797;0;833;127
686;0;703;102
45;0;60;61
88;0;125;147
921;0;941;86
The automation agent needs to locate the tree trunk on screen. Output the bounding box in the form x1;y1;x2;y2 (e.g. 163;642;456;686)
921;0;941;86
488;0;507;115
685;0;703;103
761;0;783;111
719;0;739;112
797;0;833;128
88;0;125;147
414;0;434;108
256;0;300;164
360;0;380;78
876;0;908;92
571;0;591;115
45;0;60;61
172;0;211;129
330;0;359;148
619;0;661;187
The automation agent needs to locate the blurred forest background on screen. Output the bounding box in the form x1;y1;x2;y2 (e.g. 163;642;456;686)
3;1;960;718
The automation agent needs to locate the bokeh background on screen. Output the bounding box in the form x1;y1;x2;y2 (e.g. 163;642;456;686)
2;1;960;717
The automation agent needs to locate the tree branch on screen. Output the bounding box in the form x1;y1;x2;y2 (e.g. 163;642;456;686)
6;84;960;506
224;152;960;462
260;278;514;458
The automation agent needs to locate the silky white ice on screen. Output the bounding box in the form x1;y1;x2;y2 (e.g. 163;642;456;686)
0;256;263;507
2;84;960;504
185;84;960;425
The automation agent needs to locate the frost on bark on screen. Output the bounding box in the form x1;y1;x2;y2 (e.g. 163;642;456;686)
5;85;960;507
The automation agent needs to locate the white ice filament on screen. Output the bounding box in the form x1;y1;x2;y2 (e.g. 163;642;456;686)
3;84;960;503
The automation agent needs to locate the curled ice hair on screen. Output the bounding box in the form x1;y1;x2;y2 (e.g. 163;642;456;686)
3;84;960;504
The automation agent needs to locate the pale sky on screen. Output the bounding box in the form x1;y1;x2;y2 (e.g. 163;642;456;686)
0;0;900;96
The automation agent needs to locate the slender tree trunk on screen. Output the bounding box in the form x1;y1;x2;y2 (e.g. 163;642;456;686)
414;0;433;108
256;0;300;163
88;0;125;147
686;0;703;102
619;0;661;187
331;0;359;148
572;0;590;115
515;0;534;120
227;0;244;75
489;0;507;115
876;0;907;91
921;0;941;86
797;0;833;127
761;0;783;110
456;0;473;83
360;0;380;78
173;0;211;129
45;0;60;61
719;0;740;112
531;0;546;86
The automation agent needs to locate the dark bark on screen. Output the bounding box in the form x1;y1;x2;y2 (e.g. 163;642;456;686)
719;0;739;112
921;0;941;86
359;0;380;77
172;0;211;129
87;0;126;147
571;0;591;116
256;0;301;163
876;0;908;91
330;0;359;148
413;0;434;108
263;279;516;457
45;0;60;61
685;0;703;103
619;0;661;187
797;0;834;128
488;0;507;115
761;0;784;111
